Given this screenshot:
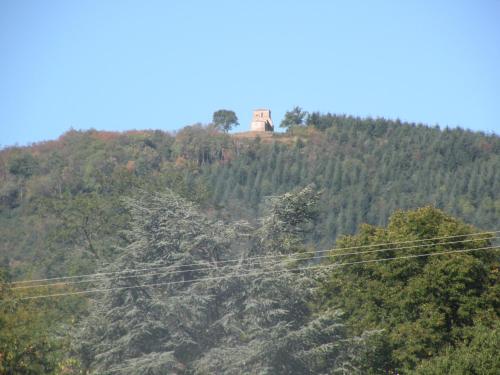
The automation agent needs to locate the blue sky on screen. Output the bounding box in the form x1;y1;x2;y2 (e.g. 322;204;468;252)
1;0;499;147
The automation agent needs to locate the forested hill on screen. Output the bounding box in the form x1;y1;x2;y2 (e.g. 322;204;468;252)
210;118;499;241
0;114;499;279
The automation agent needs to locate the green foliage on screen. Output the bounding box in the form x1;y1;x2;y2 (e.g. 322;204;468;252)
258;183;320;254
316;206;499;373
1;116;498;281
212;109;239;132
0;113;498;374
7;152;39;179
173;124;231;165
0;128;215;279
411;323;500;375
76;187;364;374
206;114;499;245
280;106;307;129
0;268;85;374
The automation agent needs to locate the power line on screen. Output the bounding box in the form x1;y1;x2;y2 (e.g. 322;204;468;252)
12;245;499;301
9;230;498;286
11;235;500;291
9;234;499;289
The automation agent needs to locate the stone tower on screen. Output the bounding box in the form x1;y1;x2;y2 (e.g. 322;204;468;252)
250;109;274;132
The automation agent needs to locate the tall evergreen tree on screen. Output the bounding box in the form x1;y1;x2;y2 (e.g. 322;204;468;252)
76;187;364;374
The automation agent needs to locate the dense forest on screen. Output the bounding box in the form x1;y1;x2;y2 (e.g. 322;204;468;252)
0;111;499;374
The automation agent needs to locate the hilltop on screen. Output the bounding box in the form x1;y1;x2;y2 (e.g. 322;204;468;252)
1;113;498;279
1;111;499;374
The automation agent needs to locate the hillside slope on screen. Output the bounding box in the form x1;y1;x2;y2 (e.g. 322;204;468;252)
0;115;499;279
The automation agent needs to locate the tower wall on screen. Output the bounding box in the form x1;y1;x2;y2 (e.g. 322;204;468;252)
249;109;274;132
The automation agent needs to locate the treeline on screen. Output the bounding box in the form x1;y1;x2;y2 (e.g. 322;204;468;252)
73;190;499;374
0;127;226;278
1;188;497;374
207;114;499;243
1;114;499;279
0;112;499;374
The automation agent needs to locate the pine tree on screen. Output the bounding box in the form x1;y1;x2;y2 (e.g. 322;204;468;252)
76;190;237;373
76;187;364;374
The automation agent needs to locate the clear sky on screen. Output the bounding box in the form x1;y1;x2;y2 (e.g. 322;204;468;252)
1;0;499;147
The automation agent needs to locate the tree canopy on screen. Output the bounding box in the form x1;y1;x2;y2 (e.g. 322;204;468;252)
76;187;366;374
316;206;499;374
0;111;498;374
212;109;239;132
280;106;307;129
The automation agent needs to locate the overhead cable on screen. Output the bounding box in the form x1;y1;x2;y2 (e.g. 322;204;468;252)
11;245;499;301
11;235;499;291
10;230;498;286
